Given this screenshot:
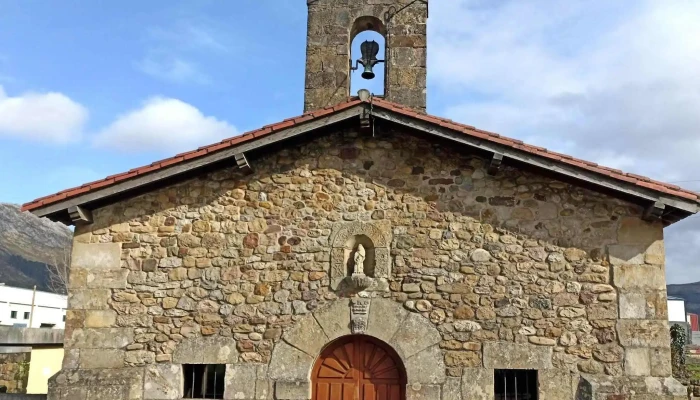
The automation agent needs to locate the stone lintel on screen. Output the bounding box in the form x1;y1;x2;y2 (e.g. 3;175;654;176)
482;342;553;370
172;336;238;364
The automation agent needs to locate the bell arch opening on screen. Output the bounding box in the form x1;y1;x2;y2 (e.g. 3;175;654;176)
350;16;387;96
311;335;406;400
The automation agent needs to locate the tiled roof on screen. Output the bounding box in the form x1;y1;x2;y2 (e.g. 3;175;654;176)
21;97;700;214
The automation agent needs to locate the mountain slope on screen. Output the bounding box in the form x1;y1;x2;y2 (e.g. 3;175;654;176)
0;203;72;292
668;282;700;315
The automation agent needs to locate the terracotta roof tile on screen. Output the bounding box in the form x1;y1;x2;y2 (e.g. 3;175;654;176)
21;97;700;214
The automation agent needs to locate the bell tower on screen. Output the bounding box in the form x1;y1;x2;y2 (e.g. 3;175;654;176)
304;0;428;113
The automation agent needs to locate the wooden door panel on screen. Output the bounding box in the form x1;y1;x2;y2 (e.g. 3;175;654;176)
312;336;406;400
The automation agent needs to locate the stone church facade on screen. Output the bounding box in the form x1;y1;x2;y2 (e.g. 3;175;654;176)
22;1;700;399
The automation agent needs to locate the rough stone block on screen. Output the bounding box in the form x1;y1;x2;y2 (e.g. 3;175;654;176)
84;310;117;328
406;384;440;400
608;245;646;266
619;292;647;319
67;328;133;349
224;364;257;400
404;345;445;384
538;369;575;400
613;265;666;290
144;364;182;399
650;347;673;377
313;298;351;341
256;378;273;400
483;342;553;369
275;381;310;400
87;269;129;289
62;348;79;369
367;297;408;345
69;289;112;310
72;242;121;269
644;376;687;396
461;368;494;399
617;320;670;348
618;217;663;245
283;314;329;357
173;336;238;364
79;348;124;369
269;341;314;381
391;311;441;359
442;377;461;400
625;348;651;376
86;386;127;399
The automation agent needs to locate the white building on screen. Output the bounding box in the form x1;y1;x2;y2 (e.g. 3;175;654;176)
0;285;67;329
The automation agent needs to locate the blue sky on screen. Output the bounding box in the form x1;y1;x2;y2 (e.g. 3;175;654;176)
1;0;700;282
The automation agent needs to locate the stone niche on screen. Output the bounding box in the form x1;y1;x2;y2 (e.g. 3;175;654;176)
329;221;392;291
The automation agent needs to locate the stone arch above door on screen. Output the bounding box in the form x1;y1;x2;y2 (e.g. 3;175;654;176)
267;298;445;388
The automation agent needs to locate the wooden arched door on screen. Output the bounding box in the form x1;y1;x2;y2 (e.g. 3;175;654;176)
312;335;406;400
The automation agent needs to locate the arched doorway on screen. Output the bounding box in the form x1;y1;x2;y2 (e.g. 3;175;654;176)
312;335;406;400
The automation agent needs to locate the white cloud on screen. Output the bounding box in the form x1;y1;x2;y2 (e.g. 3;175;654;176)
136;55;210;84
136;21;232;84
429;0;700;283
93;97;237;153
0;85;87;144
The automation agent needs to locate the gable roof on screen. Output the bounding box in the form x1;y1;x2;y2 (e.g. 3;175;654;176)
22;97;700;225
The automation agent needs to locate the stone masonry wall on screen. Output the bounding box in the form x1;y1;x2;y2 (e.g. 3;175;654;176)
304;0;427;112
52;127;682;399
0;352;30;394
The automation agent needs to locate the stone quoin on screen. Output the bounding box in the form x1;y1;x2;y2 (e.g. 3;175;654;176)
21;1;700;399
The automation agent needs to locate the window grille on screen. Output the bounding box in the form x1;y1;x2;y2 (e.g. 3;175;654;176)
183;364;225;399
494;369;538;400
23;312;29;320
10;311;16;319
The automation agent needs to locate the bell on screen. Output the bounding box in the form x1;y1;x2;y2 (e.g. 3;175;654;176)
356;40;384;80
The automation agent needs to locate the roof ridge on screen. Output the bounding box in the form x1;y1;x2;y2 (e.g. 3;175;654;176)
21;97;700;217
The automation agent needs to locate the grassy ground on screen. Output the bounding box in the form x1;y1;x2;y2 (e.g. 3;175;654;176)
686;363;700;381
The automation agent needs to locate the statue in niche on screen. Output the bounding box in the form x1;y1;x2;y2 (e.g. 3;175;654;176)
353;244;366;276
347;243;373;291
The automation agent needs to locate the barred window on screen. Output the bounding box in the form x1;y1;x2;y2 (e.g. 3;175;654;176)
183;364;225;399
494;369;538;400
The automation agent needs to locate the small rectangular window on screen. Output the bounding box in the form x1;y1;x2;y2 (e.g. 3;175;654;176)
40;323;55;328
495;369;538;400
63;315;66;322
23;312;30;320
10;311;17;319
183;364;225;399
